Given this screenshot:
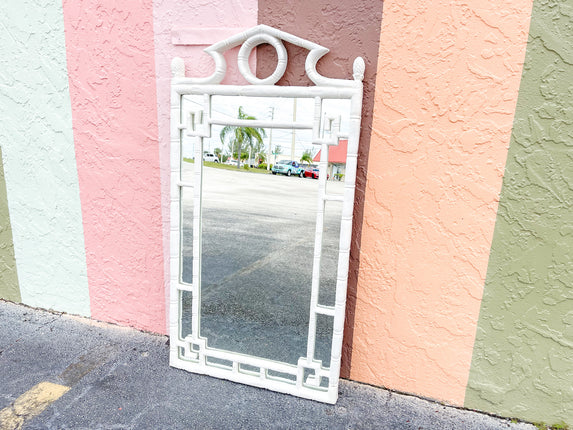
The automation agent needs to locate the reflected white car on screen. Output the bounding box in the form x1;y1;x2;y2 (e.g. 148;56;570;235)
203;153;220;163
224;159;243;167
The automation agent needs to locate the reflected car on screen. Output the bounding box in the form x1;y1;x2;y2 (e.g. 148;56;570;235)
271;160;302;176
203;153;220;163
303;166;330;180
224;159;242;167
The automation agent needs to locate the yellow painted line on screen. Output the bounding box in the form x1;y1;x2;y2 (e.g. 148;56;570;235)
0;382;70;430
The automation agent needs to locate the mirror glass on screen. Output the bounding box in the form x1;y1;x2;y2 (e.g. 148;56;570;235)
179;95;350;367
179;95;197;341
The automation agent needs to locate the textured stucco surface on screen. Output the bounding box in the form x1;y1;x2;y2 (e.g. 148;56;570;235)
351;0;532;405
465;0;573;424
257;0;384;378
0;1;90;315
3;0;571;423
0;148;20;302
153;0;258;332
62;0;164;332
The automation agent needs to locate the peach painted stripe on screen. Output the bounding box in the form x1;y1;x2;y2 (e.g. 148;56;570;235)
63;0;165;333
350;0;532;405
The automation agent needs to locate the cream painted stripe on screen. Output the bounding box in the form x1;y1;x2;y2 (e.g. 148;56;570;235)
0;382;70;430
0;2;90;315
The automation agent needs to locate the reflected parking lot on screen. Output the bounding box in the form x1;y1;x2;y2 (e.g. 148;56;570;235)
181;165;343;366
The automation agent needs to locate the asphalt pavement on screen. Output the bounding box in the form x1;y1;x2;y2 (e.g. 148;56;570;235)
0;300;537;430
179;166;342;366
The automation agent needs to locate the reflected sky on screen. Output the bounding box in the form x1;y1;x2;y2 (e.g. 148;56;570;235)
181;95;351;161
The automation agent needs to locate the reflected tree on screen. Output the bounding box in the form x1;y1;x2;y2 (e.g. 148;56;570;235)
272;145;283;165
301;150;313;165
220;106;266;169
257;151;267;165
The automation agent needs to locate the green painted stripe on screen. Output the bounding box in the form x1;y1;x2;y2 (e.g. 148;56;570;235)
0;147;21;302
465;1;573;425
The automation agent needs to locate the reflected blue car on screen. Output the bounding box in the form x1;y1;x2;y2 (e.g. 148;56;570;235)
271;160;303;177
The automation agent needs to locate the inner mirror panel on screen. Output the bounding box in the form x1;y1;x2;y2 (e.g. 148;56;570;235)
183;95;334;365
200;164;317;364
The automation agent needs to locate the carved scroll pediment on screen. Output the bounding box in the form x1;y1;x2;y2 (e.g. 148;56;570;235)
171;25;364;88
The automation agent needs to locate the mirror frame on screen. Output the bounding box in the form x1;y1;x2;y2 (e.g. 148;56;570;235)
169;25;364;404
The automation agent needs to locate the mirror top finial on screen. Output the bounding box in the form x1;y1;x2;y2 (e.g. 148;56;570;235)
353;57;365;82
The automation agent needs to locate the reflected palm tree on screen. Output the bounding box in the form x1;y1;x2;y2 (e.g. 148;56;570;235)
220;106;266;169
301;150;313;166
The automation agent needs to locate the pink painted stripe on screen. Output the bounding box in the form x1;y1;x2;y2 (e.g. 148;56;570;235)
171;27;250;46
62;0;165;333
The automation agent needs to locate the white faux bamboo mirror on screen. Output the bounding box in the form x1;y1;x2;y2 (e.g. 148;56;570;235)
169;25;364;403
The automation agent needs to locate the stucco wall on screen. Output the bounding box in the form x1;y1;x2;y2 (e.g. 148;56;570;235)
0;0;259;333
62;0;165;332
465;0;573;424
352;0;532;405
0;0;90;315
0;148;20;303
2;0;573;424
